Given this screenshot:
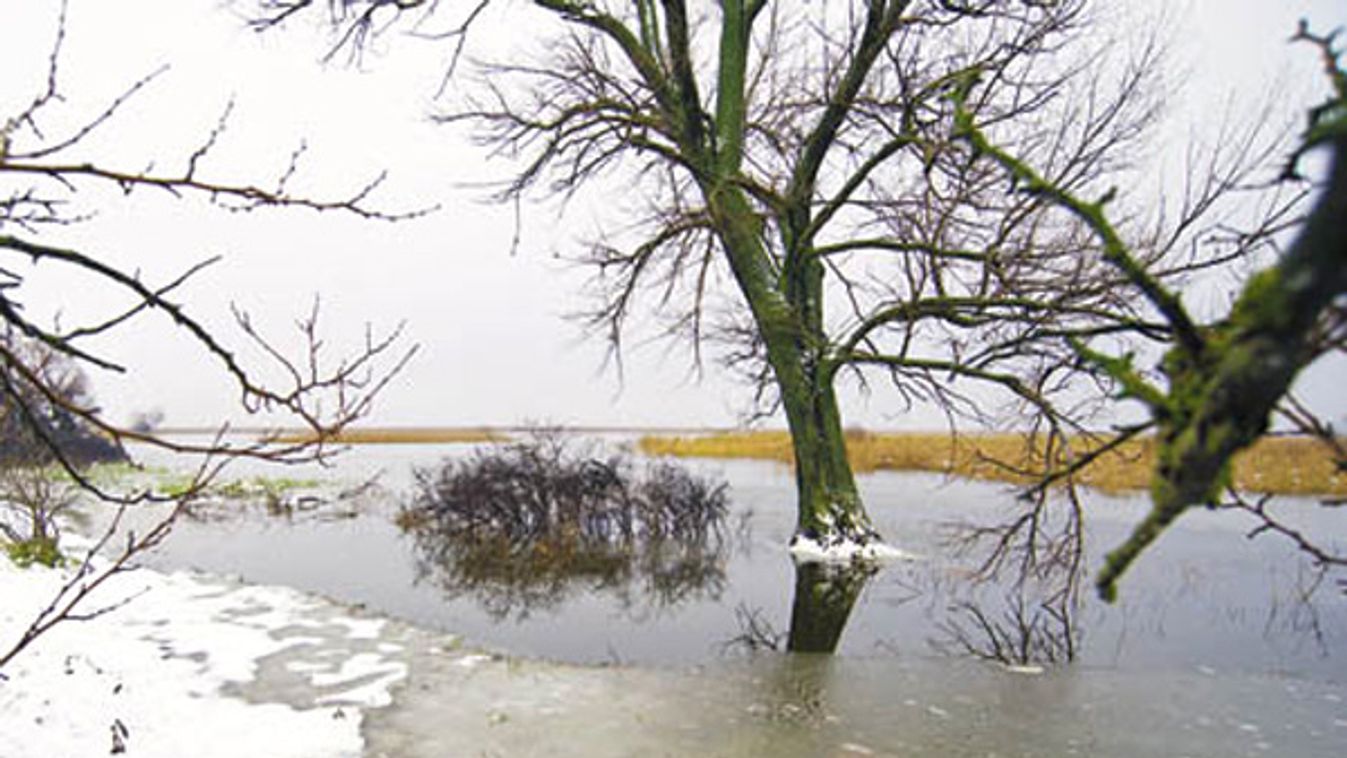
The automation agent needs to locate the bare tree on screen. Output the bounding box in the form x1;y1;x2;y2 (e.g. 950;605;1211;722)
266;4;1336;628
0;2;416;672
262;1;1229;559
0;461;82;568
0;328;124;466
952;22;1346;600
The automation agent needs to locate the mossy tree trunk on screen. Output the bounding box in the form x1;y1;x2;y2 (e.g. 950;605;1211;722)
704;174;874;543
779;365;871;542
692;1;888;545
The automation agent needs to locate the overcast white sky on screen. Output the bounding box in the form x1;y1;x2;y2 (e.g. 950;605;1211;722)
2;0;1344;431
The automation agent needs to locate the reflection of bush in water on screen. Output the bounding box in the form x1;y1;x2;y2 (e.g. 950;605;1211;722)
398;433;732;619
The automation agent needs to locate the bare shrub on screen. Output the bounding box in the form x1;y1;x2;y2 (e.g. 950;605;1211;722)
0;465;81;567
399;431;732;619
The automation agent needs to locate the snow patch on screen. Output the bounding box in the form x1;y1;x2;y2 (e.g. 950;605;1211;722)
311;652;407;708
0;552;413;758
454;653;495;669
331;617;387;640
788;533;919;564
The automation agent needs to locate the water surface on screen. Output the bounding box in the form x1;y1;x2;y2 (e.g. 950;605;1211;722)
133;440;1347;681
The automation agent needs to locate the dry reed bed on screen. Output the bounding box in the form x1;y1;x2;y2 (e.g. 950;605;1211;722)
637;432;1347;496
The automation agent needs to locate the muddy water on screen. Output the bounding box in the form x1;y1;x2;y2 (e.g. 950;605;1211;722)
130;440;1347;755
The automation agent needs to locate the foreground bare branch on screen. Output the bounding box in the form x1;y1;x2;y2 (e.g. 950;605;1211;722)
1;2;417;672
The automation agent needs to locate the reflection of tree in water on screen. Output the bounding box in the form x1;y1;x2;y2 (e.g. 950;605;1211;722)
726;486;1341;669
787;562;877;653
397;432;733;620
933;486;1086;667
933;590;1078;666
715;482;1084;663
727;556;1079;664
725;560;879;655
718;490;1084;662
933;487;1337;668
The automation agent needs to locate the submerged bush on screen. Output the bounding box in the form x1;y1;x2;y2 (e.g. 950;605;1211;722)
399;431;733;619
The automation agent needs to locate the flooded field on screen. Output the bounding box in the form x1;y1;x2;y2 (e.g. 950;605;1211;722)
123;437;1347;755
133;440;1347;674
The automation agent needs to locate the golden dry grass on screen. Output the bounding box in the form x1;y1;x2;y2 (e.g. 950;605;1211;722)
271;427;506;445
637;431;1347;496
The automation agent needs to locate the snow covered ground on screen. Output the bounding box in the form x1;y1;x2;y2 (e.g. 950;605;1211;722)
0;550;420;758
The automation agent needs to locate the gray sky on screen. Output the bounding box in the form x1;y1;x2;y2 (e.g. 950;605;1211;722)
2;0;1344;431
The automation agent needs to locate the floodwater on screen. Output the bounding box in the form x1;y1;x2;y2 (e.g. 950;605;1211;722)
128;439;1347;756
362;643;1347;757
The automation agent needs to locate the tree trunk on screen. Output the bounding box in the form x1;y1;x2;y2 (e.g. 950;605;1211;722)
707;184;879;550
777;357;874;544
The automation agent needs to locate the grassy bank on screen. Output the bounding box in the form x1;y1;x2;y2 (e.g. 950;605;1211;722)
638;431;1347;496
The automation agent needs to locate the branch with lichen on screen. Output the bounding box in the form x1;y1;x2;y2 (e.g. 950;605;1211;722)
951;26;1347;601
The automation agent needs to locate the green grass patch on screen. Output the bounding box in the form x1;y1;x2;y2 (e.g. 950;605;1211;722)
210;476;321;500
3;536;64;569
